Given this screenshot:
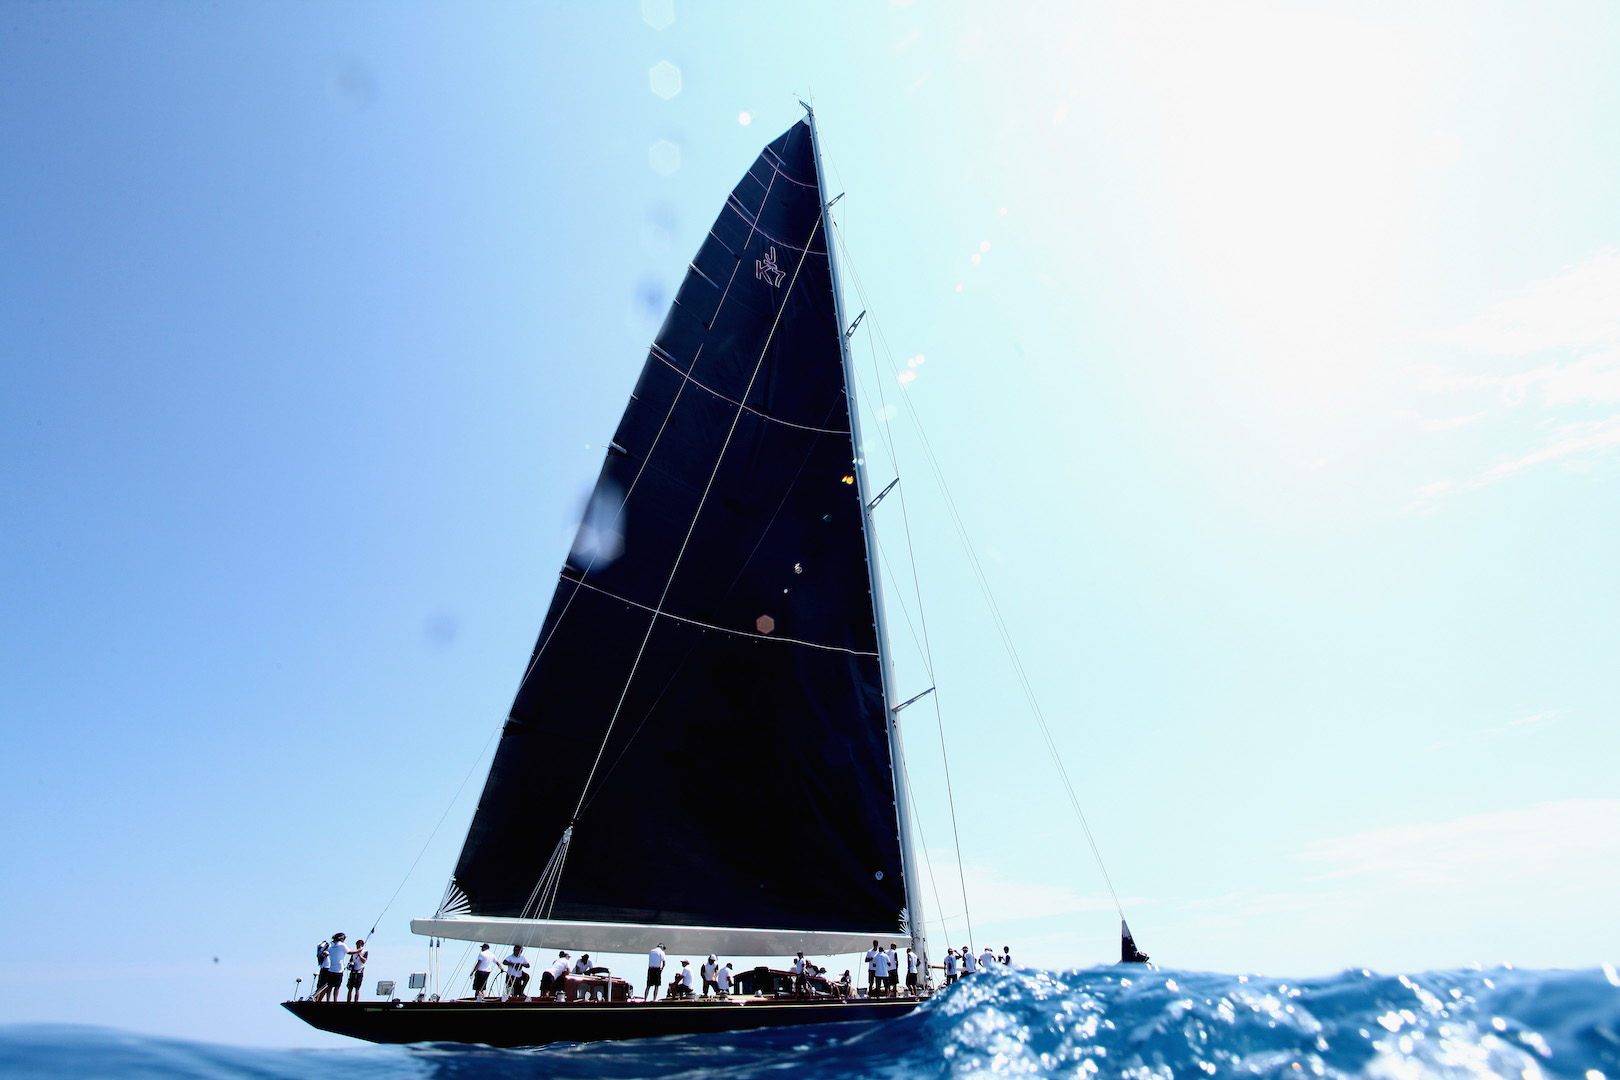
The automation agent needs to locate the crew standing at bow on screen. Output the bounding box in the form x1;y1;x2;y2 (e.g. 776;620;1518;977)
345;939;368;1003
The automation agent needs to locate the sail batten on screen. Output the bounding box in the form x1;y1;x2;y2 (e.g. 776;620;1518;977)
441;120;907;938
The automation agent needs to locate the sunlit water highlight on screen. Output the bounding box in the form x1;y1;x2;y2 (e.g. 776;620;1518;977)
4;966;1618;1080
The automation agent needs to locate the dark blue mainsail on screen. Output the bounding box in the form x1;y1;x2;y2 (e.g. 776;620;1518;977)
448;121;906;934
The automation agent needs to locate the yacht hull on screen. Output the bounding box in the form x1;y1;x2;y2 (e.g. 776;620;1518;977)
283;996;920;1047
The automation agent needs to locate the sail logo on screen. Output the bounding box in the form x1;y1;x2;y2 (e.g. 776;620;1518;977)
754;246;786;287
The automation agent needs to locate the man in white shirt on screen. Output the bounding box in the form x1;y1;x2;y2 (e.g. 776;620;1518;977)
668;959;694;999
790;952;806;997
716;961;733;996
701;955;719;997
944;948;959;984
962;947;976;975
313;932;346;1002
871;943;891;998
549;952;573;999
502;945;531;998
865;940;879;997
573;953;593;976
470;944;499;1000
323;933;350;1004
905;947;919;995
886;944;900;996
979;946;997;973
646;943;667;1001
345;939;368;1003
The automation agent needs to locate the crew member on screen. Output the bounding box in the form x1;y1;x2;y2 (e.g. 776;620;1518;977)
905;947;918;995
701;955;719;997
887;944;900;996
646;942;667;1001
1001;945;1012;967
470;944;498;1000
865;940;879;996
548;952;573;999
573;953;593;975
962;947;976;975
716;961;734;997
321;933;349;1003
790;952;806;997
502;945;531;998
871;943;891;998
345;939;368;1003
668;959;694;999
979;945;996;972
944;948;958;985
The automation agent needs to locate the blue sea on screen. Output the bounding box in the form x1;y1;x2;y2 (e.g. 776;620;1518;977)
5;966;1618;1079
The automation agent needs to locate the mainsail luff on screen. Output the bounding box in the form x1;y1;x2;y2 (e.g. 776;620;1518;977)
438;120;909;943
803;104;929;976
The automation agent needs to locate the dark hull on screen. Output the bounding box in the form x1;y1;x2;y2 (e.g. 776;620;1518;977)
283;996;920;1047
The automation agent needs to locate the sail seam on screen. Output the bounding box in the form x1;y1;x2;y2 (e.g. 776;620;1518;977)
759;147;820;189
565;575;877;657
564;212;824;837
724;194;827;255
646;349;849;435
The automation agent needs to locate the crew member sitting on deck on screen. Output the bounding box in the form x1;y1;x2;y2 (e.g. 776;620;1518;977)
667;959;694;999
839;969;853;998
502;945;531;998
547;952;572;999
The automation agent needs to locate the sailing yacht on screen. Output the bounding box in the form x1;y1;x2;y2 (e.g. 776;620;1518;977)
288;108;933;1046
286;107;1145;1048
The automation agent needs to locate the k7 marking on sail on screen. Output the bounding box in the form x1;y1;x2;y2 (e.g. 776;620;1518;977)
755;245;786;287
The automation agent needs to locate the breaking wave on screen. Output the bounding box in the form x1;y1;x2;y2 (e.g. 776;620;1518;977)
5;965;1618;1079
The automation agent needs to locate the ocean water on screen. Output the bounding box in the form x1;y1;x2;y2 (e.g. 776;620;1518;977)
4;965;1618;1080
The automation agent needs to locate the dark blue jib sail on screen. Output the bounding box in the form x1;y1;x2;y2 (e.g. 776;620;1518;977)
446;121;907;936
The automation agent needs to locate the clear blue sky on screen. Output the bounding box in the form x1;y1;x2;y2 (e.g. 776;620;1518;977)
3;0;1617;1048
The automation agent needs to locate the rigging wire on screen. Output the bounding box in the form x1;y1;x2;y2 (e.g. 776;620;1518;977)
856;323;977;956
825;189;1127;922
901;755;953;960
567;214;823;829
362;718;502;944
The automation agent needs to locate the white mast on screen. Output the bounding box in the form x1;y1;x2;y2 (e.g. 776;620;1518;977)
803;102;930;979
